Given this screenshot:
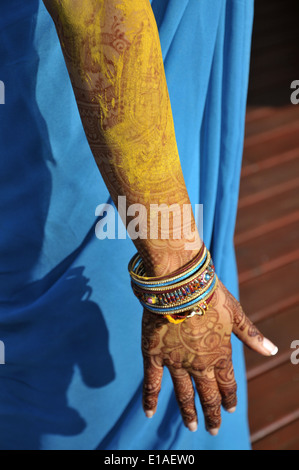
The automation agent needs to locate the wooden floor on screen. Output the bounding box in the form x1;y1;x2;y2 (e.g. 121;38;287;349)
236;106;299;450
235;0;299;450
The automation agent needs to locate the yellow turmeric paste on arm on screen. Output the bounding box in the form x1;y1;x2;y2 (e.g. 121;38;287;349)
43;0;201;275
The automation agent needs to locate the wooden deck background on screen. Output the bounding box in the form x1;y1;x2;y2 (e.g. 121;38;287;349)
235;0;299;450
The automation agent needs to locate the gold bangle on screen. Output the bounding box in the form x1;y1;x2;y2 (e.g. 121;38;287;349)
129;245;206;282
129;246;207;286
133;252;212;293
130;250;207;285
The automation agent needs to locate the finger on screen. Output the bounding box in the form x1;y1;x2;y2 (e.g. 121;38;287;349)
143;355;163;418
233;304;278;357
168;367;198;432
215;355;238;412
192;373;222;436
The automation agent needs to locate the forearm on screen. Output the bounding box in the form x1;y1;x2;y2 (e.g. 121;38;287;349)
43;0;201;275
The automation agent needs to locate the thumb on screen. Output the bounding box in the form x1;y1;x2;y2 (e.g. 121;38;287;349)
233;306;278;357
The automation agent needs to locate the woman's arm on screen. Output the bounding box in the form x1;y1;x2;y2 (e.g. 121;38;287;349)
43;0;278;435
42;0;200;277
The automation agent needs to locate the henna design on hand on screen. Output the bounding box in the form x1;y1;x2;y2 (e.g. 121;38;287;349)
142;280;266;433
222;283;263;343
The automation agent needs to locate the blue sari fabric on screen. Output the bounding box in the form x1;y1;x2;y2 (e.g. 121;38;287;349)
0;0;253;450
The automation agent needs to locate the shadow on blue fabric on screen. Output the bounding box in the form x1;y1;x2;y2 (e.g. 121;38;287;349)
0;0;52;296
0;1;114;450
0;265;115;450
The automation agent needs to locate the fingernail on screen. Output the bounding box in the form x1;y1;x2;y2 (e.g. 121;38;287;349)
227;407;236;414
145;410;154;418
208;428;219;436
187;421;197;432
263;338;279;356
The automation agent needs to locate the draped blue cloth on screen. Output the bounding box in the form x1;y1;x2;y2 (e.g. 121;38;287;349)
0;0;253;450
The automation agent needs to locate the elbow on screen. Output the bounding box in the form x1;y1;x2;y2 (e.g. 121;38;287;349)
42;0;77;22
42;0;61;18
42;0;93;30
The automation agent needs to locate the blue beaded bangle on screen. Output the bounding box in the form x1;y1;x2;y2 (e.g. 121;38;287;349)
140;275;217;315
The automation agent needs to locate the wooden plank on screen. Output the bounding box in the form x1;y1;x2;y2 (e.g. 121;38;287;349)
239;259;299;322
246;107;279;125
236;220;299;277
235;185;299;237
244;304;299;379
247;351;293;383
244;120;299;150
238;249;299;285
239;177;299;209
253;419;299;450
235;211;299;246
245;106;299;138
242;127;299;167
248;294;299;325
241;148;299;178
248;362;299;439
251;411;299;446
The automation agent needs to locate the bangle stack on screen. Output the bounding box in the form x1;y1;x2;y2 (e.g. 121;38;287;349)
128;244;218;324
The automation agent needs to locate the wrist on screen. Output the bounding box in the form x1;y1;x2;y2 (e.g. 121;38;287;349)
132;202;203;277
138;239;203;278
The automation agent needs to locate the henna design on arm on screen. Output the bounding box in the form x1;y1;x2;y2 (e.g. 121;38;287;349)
43;0;201;276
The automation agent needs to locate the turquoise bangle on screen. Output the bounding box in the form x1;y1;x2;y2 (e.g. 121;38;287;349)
131;253;208;288
140;275;217;314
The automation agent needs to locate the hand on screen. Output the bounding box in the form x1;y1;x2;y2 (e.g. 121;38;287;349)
141;279;278;435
